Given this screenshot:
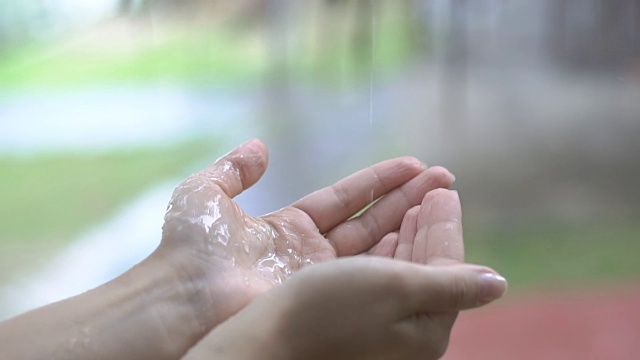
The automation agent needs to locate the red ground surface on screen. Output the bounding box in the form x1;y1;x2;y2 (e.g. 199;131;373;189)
442;287;640;360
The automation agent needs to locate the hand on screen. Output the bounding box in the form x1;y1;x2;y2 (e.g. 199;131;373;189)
184;187;490;360
0;139;457;360
370;188;468;338
182;258;507;360
155;139;455;328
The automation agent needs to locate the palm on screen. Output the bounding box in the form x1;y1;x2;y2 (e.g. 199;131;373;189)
159;139;454;323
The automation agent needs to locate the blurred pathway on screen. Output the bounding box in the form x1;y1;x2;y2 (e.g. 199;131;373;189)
1;182;174;318
0;86;256;153
0;82;390;319
0;86;260;319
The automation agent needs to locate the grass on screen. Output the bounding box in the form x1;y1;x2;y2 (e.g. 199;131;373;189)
291;13;424;87
0;139;219;280
0;26;267;89
2;11;632;292
1;134;637;293
0;13;421;90
466;221;640;292
0;139;218;245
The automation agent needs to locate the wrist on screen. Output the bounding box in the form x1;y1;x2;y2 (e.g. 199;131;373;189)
84;255;209;360
127;250;216;357
0;252;209;360
182;292;291;360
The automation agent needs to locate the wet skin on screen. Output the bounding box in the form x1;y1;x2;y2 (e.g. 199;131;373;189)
181;184;508;360
0;139;465;360
157;138;456;329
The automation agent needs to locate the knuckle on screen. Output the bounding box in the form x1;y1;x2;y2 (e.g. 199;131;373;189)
331;182;351;209
406;205;421;219
449;273;473;309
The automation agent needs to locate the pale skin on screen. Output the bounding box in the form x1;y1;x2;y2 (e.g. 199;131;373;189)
0;139;506;360
185;260;506;360
184;189;507;360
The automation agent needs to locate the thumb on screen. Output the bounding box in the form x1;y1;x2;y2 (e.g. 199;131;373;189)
201;139;269;198
402;265;508;313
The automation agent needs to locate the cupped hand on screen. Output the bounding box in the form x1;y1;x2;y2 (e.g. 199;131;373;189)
155;139;455;327
182;258;507;360
183;188;507;360
370;187;471;345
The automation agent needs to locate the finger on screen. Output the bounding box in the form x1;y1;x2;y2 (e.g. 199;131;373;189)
201;139;269;198
292;157;424;234
399;265;508;314
368;232;399;257
412;189;464;265
394;206;420;261
326;166;455;256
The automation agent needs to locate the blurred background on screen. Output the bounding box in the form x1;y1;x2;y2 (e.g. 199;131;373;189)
1;0;639;358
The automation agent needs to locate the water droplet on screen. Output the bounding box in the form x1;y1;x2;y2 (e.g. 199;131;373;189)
304;258;314;266
255;252;293;284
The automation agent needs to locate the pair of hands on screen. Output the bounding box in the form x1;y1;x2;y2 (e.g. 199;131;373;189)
0;139;506;360
156;139;507;360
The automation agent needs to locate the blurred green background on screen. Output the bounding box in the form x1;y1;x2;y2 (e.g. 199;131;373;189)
1;0;639;355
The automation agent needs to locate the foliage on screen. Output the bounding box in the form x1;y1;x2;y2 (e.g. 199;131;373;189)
466;222;640;292
0;6;424;89
0;139;217;247
0;26;267;88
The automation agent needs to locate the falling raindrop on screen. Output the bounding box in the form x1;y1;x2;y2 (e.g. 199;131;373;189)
369;0;377;127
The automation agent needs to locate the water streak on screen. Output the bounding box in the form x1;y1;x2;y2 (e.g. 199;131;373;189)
256;252;292;284
369;0;377;126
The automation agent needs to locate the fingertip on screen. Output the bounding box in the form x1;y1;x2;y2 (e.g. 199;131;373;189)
242;138;269;164
407;167;456;207
244;138;268;154
421;187;452;203
371;232;399;257
406;205;421;219
424;166;455;188
419;188;462;223
400;205;422;228
478;271;508;304
201;139;269;197
401;265;508;314
396;205;420;261
402;156;426;171
237;138;269;189
386;156;427;181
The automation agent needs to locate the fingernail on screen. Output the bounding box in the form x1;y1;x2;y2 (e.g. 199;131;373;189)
478;272;508;303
